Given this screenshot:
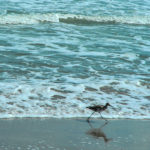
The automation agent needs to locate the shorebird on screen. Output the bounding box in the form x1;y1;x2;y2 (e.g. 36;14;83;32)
86;103;111;122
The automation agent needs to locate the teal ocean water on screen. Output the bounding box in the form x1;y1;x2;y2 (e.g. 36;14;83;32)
0;0;150;119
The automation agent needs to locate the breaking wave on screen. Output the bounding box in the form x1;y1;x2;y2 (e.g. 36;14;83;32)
0;13;150;25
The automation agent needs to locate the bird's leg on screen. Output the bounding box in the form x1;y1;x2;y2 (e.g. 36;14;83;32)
100;121;108;129
87;111;95;122
99;112;108;122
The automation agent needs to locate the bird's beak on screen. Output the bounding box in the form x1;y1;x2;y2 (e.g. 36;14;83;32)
110;105;117;111
109;104;113;108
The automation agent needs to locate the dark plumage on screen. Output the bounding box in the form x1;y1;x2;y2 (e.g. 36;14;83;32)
86;103;111;122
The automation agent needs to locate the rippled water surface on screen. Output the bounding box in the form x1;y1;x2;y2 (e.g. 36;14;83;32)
0;0;150;119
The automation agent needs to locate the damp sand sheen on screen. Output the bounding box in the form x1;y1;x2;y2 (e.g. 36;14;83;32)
0;119;150;150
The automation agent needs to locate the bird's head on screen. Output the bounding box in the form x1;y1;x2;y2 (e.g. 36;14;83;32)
106;103;111;107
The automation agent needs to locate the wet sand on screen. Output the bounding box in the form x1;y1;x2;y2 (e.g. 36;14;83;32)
0;118;149;150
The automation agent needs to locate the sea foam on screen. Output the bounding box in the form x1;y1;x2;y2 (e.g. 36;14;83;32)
0;79;150;119
0;13;150;25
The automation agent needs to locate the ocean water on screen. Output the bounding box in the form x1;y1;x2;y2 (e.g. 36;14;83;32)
0;0;150;119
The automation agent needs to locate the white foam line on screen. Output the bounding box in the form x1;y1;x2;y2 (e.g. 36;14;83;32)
0;13;59;24
0;13;150;25
0;114;149;119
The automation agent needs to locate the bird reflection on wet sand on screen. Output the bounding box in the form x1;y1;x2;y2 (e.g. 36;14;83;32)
86;121;112;143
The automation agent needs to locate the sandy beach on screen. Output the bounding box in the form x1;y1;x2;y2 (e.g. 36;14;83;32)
0;118;149;150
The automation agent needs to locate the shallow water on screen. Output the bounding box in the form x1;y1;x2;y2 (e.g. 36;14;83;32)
0;0;150;119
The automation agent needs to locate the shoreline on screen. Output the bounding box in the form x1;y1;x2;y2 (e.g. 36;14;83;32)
0;118;150;150
0;116;150;120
